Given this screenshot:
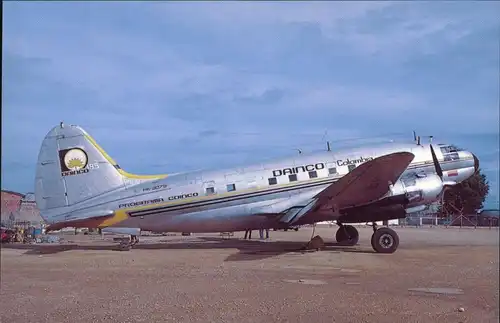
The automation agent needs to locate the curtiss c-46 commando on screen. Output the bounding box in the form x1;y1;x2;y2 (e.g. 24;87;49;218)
35;123;479;253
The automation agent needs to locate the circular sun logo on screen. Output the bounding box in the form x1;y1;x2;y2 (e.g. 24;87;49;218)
63;148;88;171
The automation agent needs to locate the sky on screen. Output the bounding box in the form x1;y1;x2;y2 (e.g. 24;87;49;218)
2;1;499;209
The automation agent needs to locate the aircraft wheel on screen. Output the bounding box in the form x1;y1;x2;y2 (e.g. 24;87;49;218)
371;227;399;253
129;235;139;247
294;227;299;231
118;241;131;251
335;225;359;246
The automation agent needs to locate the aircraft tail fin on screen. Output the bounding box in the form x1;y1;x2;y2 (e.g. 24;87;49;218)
34;123;167;218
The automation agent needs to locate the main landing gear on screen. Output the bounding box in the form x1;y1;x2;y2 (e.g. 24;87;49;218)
370;223;399;254
335;224;359;246
335;222;400;253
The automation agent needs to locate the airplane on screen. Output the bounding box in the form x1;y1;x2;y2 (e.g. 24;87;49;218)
34;122;479;253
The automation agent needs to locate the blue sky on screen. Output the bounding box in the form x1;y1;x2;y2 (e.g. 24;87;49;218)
2;1;499;208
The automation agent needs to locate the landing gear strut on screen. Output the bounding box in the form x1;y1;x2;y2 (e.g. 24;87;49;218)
335;223;359;246
370;223;399;254
130;235;139;247
117;235;139;251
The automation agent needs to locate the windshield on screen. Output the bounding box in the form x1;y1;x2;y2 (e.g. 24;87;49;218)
439;145;462;153
439;145;460;161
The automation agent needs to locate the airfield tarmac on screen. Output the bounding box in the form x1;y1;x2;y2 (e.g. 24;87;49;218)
1;226;498;323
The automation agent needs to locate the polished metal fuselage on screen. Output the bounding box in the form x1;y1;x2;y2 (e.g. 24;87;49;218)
47;141;477;233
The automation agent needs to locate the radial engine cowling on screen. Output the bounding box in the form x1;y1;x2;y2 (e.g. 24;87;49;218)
390;174;444;207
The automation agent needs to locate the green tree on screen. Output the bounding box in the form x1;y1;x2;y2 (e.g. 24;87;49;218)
440;168;490;216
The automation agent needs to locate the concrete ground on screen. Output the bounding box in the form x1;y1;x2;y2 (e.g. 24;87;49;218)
1;225;498;323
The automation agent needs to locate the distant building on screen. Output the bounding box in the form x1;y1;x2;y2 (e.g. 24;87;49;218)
1;190;43;227
479;209;499;227
1;190;24;225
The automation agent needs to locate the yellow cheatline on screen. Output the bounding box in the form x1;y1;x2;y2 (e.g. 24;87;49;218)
98;210;129;228
83;133;168;180
116;175;338;213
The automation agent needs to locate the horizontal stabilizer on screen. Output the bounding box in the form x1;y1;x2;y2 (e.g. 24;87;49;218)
102;227;140;236
45;213;114;232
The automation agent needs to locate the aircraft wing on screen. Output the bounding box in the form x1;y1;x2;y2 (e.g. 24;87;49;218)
280;152;415;225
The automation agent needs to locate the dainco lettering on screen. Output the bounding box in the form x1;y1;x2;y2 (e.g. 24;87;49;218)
272;163;325;177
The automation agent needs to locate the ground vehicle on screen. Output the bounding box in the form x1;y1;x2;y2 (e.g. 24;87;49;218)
0;228;15;243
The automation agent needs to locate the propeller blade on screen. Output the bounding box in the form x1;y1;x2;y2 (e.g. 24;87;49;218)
429;144;443;178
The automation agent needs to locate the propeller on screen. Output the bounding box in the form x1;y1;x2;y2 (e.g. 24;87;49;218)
429;144;443;178
429;144;457;187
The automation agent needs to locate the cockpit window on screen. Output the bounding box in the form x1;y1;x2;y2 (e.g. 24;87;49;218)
440;145;463;153
440;145;460;161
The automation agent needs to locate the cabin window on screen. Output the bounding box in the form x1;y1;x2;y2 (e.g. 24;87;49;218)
226;184;236;192
328;167;337;175
205;187;215;195
288;174;298;182
348;164;356;172
268;177;277;185
308;171;318;179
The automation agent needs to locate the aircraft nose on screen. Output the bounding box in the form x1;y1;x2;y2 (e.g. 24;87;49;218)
473;153;479;172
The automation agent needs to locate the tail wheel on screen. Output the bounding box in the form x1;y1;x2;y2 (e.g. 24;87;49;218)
371;227;399;253
335;225;359;246
130;236;139;247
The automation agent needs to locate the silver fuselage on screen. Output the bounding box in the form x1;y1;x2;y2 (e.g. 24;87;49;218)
43;141;477;232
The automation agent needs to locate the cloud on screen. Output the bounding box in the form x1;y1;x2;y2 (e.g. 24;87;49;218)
2;1;499;209
152;1;499;59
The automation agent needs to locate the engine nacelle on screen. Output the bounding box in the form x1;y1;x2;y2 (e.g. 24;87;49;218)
390;174;444;207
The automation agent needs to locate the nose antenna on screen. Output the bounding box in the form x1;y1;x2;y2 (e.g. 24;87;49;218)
418;134;434;143
413;130;422;145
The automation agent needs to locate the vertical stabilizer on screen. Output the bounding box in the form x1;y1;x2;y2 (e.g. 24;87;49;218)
34;123;167;216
